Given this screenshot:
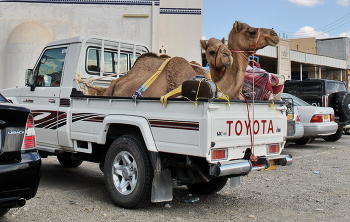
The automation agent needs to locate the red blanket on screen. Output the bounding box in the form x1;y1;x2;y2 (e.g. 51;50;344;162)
241;66;285;100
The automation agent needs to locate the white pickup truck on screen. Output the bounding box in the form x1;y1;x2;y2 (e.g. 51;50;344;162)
0;36;292;209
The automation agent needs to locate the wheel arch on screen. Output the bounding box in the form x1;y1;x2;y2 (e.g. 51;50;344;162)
97;115;158;152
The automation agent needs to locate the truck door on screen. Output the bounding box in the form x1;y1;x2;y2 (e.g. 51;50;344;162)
20;47;67;147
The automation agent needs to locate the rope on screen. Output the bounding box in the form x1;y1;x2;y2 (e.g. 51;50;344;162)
230;28;262;163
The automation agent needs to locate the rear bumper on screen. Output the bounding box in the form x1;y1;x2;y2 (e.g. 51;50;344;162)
209;154;293;177
303;122;338;137
0;151;41;208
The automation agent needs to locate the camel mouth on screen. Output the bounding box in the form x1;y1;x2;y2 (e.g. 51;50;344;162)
267;37;279;46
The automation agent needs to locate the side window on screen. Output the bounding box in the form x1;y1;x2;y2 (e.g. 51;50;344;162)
34;48;67;87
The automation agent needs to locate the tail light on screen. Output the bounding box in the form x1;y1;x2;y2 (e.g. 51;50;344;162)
330;114;335;121
267;144;280;155
296;115;301;122
22;114;36;150
310;114;323;123
322;95;328;107
211;149;227;160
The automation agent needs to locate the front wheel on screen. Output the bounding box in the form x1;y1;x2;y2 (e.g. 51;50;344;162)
343;128;350;135
104;135;153;209
323;128;343;142
186;177;228;194
294;138;311;145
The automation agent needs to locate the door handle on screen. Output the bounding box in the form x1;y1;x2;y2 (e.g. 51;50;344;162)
49;99;56;103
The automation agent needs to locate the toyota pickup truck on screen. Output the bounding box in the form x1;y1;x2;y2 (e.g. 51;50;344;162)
0;36;292;209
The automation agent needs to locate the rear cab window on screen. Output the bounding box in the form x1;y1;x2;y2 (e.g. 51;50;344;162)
86;48;141;77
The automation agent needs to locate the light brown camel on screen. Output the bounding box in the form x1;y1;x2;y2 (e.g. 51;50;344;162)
103;38;233;97
207;21;279;99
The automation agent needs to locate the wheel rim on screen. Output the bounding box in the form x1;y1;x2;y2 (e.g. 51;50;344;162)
112;151;138;195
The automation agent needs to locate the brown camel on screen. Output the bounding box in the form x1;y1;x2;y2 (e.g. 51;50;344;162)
103;38;233;97
210;21;279;99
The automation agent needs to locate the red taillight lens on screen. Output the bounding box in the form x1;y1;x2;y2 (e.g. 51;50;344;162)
330;114;335;121
212;149;227;160
267;144;280;154
310;114;323;123
296;115;301;122
22;114;36;150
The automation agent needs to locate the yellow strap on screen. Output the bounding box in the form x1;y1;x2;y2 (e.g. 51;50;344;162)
144;58;172;89
160;86;182;107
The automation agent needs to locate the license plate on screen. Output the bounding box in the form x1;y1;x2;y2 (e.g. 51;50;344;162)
261;160;276;171
287;114;293;120
323;114;330;121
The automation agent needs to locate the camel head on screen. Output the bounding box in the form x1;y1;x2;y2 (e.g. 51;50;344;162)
228;21;279;52
200;38;233;70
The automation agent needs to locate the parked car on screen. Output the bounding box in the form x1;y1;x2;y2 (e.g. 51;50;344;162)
284;79;350;141
281;93;338;145
0;93;41;217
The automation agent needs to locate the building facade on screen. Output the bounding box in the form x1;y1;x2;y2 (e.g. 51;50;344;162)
0;0;202;89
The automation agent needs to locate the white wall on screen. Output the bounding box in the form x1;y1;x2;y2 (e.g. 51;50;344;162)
0;0;202;89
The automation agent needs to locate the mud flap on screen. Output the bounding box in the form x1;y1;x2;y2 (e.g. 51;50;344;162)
230;176;241;188
151;169;173;202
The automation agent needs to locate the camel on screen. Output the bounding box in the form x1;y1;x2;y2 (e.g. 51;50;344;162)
103;38;233;97
207;21;279;99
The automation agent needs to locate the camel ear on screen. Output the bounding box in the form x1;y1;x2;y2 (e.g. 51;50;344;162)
234;21;242;33
200;40;208;50
221;37;225;44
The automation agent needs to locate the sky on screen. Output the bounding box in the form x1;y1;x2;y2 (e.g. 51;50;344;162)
202;0;350;40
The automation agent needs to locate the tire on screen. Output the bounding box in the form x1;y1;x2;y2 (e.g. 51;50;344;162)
104;135;153;209
333;91;350;121
186;177;228;194
294;138;311;145
57;155;83;168
0;208;10;217
323;128;343;142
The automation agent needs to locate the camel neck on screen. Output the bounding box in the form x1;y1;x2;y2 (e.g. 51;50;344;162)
215;52;250;99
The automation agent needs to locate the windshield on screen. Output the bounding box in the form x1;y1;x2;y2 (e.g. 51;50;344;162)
0;93;8;103
282;93;311;106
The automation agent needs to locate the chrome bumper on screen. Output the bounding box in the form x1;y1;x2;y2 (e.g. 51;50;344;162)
209;154;293;177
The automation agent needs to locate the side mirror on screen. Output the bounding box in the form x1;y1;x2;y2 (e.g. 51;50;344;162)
25;69;35;91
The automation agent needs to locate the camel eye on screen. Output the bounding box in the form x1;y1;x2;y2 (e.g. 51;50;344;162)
249;31;256;36
209;51;215;55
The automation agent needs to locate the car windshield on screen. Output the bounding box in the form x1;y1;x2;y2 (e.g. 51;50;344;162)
0;93;9;103
282;93;311;106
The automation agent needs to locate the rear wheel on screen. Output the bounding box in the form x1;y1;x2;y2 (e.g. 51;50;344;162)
186;177;228;194
323;128;343;142
0;208;10;217
294;138;311;145
104;135;153;209
57;155;83;168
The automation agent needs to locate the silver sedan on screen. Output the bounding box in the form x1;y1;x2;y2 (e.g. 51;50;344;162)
282;93;338;145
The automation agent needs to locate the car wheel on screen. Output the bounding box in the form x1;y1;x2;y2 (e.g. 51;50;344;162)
333;91;350;121
294;138;311;145
343;128;350;135
104;135;153;209
186;177;228;194
0;208;10;217
323;128;343;142
57;155;83;168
